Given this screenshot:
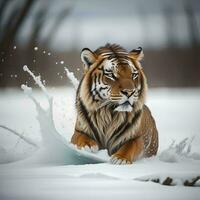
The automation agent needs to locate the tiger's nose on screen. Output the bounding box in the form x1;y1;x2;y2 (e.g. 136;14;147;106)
120;89;134;97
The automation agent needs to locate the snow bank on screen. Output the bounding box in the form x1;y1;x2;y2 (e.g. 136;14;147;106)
159;137;200;162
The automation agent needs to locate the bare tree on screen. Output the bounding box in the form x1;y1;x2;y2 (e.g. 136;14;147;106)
163;5;177;48
28;0;49;49
42;6;73;47
28;1;73;48
182;0;200;48
0;0;10;26
0;0;35;52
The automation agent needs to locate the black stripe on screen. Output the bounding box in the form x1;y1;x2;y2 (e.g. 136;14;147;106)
108;109;142;154
108;54;117;60
75;129;92;139
92;74;100;101
96;91;104;100
97;73;101;85
99;86;108;91
112;135;141;155
79;100;101;145
88;58;105;95
83;56;92;66
76;77;83;97
75;77;84;107
93;73;104;100
140;74;144;93
90;76;97;101
94;74;97;90
107;112;128;147
105;69;112;73
115;109;142;141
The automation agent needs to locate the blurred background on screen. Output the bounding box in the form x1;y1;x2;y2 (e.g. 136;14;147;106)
0;0;200;88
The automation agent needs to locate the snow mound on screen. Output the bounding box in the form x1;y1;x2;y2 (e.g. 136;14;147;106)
79;173;118;179
159;137;200;162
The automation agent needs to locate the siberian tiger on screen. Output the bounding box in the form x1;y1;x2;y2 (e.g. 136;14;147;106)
71;43;158;164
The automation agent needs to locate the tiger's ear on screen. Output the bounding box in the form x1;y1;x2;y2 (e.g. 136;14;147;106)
81;48;97;69
129;47;144;61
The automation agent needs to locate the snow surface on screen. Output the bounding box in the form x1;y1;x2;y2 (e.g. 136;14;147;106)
0;86;200;199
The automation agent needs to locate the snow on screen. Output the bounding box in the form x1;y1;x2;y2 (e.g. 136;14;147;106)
0;69;200;199
136;172;200;186
23;65;51;100
34;46;38;51
64;67;79;89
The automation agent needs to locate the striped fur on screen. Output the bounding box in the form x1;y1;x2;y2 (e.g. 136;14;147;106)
71;44;158;163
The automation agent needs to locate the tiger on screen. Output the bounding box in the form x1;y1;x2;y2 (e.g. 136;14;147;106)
71;43;158;164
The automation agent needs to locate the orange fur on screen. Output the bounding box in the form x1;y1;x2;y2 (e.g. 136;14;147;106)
70;44;158;164
112;137;144;164
71;130;98;149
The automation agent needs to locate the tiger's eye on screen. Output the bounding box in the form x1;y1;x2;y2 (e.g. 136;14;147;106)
105;73;115;81
132;72;138;80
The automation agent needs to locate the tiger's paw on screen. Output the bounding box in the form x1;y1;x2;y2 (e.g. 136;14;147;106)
71;132;99;153
72;143;99;153
110;154;132;165
81;145;99;153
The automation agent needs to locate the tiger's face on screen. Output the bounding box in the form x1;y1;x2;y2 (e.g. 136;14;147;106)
80;44;146;112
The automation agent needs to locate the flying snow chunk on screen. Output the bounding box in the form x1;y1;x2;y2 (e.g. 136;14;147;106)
48;52;51;56
34;47;38;51
23;65;28;71
21;84;32;95
64;67;79;89
13;46;17;50
60;61;64;64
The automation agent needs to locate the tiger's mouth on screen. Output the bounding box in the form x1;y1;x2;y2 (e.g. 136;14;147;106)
97;98;133;112
114;101;133;112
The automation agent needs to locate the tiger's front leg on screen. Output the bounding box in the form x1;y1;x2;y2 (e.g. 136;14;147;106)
71;130;99;153
110;137;144;164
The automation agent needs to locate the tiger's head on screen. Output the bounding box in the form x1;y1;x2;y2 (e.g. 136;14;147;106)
79;44;147;112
